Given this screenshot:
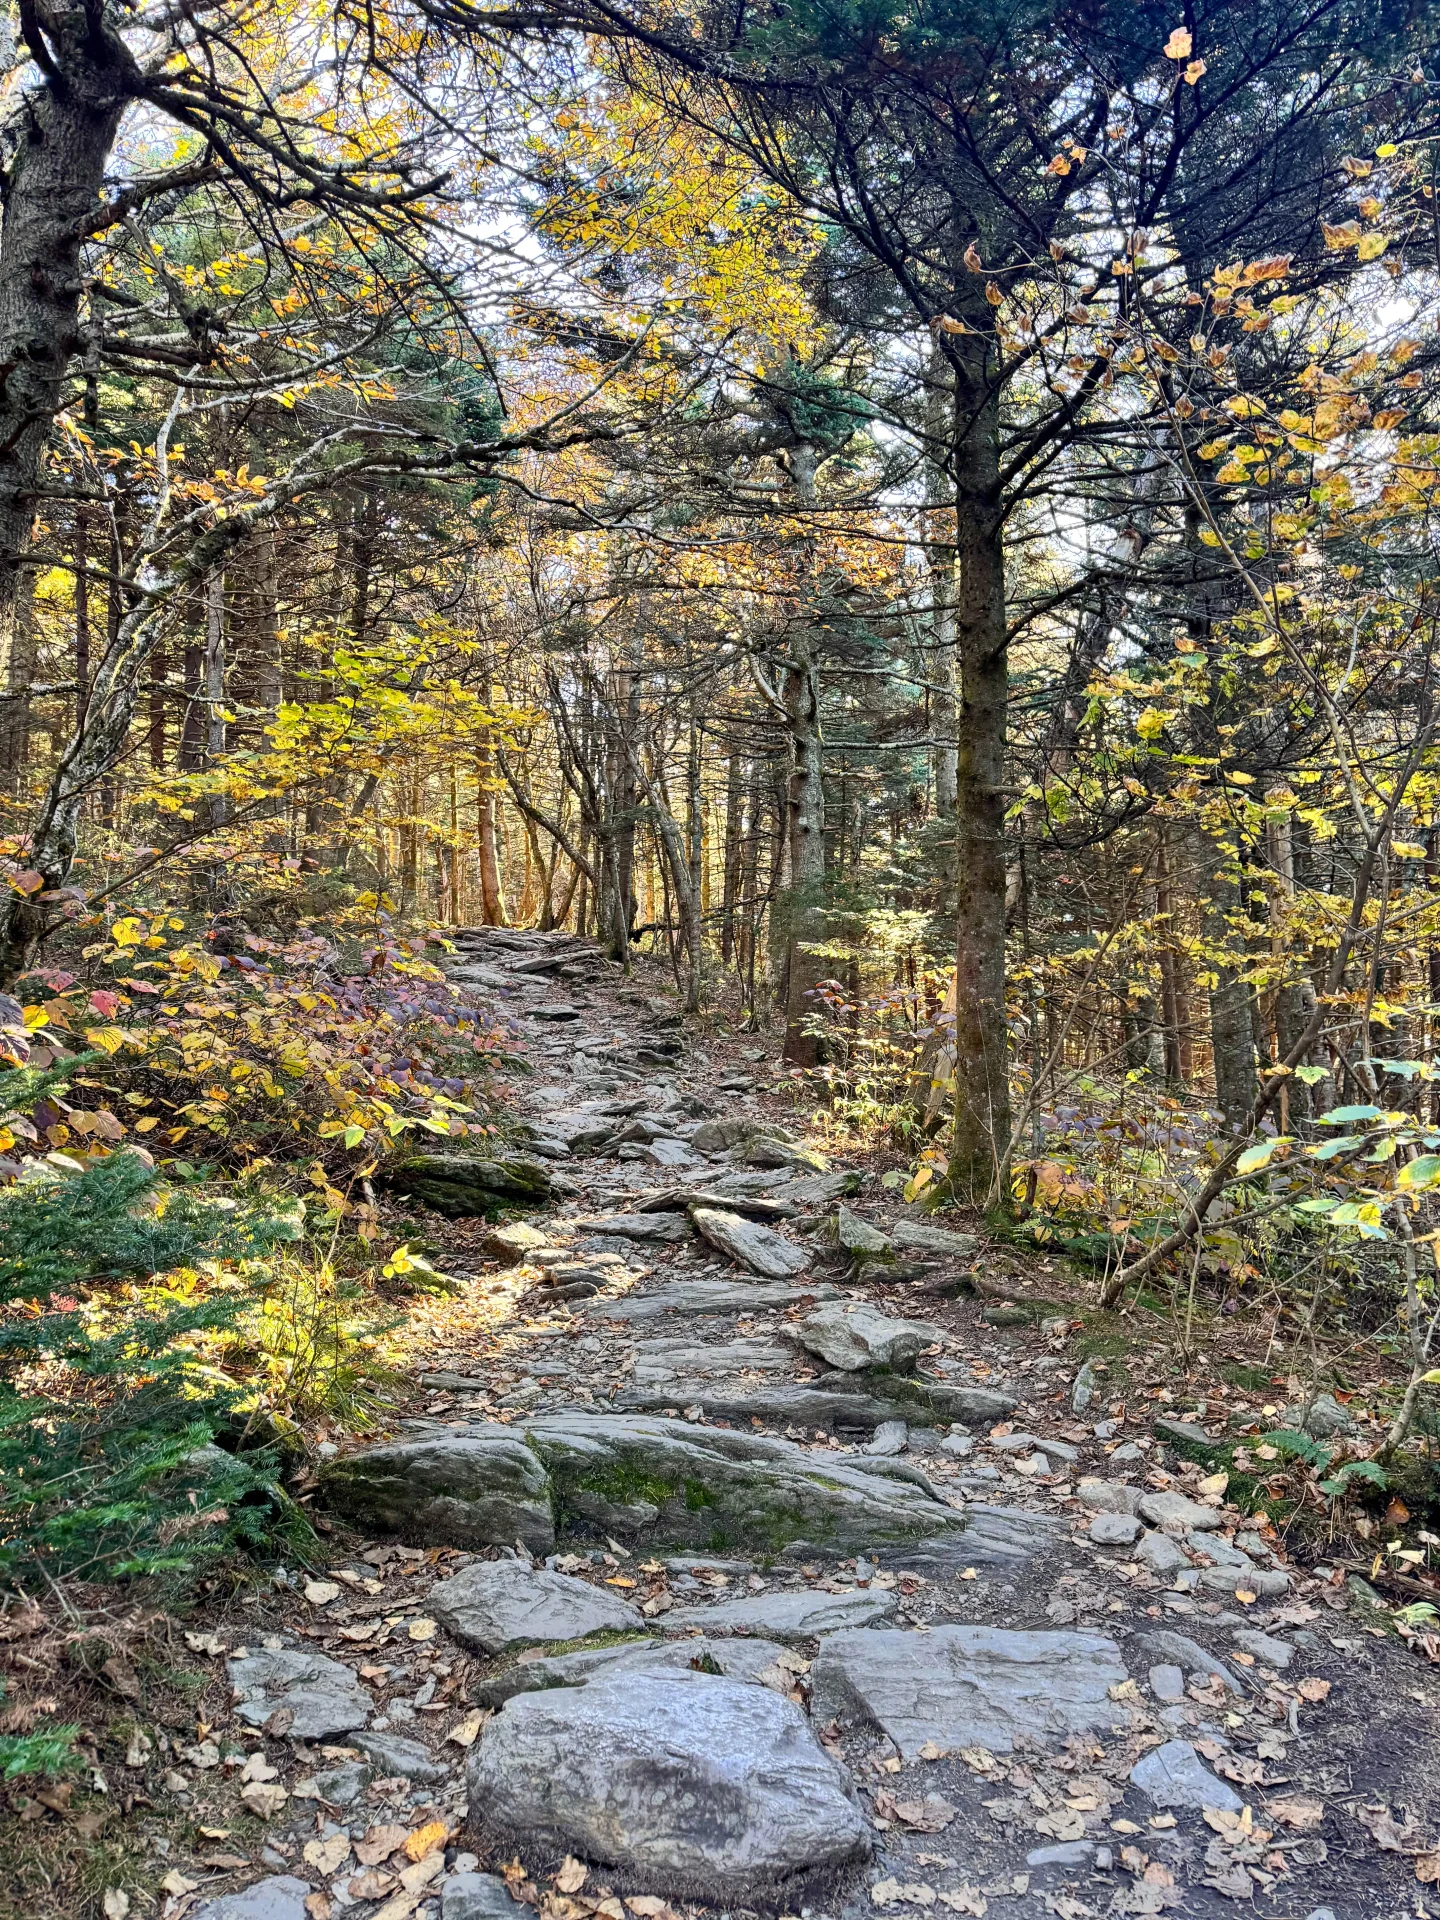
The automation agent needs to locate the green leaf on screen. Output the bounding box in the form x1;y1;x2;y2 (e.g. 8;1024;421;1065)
1294;1065;1330;1085
1307;1136;1362;1160
1319;1104;1382;1124
1399;1154;1440;1192
1295;1196;1338;1213
1236;1139;1279;1174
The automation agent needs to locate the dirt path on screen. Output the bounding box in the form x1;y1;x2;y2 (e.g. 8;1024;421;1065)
139;932;1440;1920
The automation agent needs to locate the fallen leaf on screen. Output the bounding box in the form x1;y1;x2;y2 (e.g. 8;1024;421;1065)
262;1706;296;1737
354;1823;411;1866
202;1853;252;1871
124;1730;153;1769
240;1753;278;1784
555;1857;589;1894
305;1897;334;1920
625;1900;675;1918
159;1871;198;1896
958;1746;996;1773
304;1833;353;1874
304;1581;341;1608
239;1781;288;1818
370;1895;421;1920
917;1741;949;1761
404;1818;449;1861
1268;1796;1324;1831
407;1618;437;1643
399;1853;446;1895
102;1893;130;1920
936;1892;986;1917
871;1880;936;1909
1358;1805;1428;1853
1417;1853;1440;1884
1386;1498;1412;1525
446;1710;485;1748
348;1870;398;1898
1296;1677;1331;1703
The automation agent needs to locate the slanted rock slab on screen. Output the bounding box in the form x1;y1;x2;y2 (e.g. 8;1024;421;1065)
594;1280;834;1321
690;1205;811;1278
661;1587;898;1642
228;1647;371;1741
524;1410;963;1554
810;1625;1128;1757
888;1220;977;1260
443;1872;531;1920
380;1153;552;1218
1139;1490;1222;1532
354;1729;452;1781
429;1557;643;1654
1129;1738;1243;1812
466;1670;870;1898
321;1431;556;1553
797;1303;941;1373
189;1879;315;1920
476;1635;794;1708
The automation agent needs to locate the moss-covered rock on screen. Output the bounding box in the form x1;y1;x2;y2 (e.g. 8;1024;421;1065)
379;1152;552;1218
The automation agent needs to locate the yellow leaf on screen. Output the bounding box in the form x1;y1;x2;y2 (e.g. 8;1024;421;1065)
84;1026;126;1055
1356;231;1389;262
1164;26;1192;58
1184;58;1206;83
404;1820;448;1862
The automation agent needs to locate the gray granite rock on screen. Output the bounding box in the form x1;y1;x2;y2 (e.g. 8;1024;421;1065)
1089;1513;1142;1547
1281;1392;1356;1438
632;1337;796;1385
865;1420;909;1457
1071;1360;1100;1415
429;1557;643;1653
524;1410;963;1555
810;1625;1127;1757
1077;1478;1142;1516
475;1635;794;1707
189;1879;314;1920
1153;1417;1218;1453
321;1431;556;1553
380;1153;552;1217
1026;1840;1095;1869
1148;1664;1185;1704
691;1206;811;1278
575;1211;690;1242
799;1303;939;1373
662;1587;897;1642
1197;1564;1290;1598
1129;1738;1243;1811
1231;1628;1294;1670
1138;1490;1222;1532
306;1760;370;1804
939;1433;974;1457
466;1671;869;1896
830;1206;893;1265
1135;1530;1188;1577
888;1220;977;1260
353;1729;452;1781
227;1647;371;1741
593;1280;832;1321
443;1872;531;1920
770;1171;864;1206
1131;1631;1241;1693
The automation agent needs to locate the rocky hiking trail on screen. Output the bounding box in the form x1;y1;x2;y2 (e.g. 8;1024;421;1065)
156;930;1438;1920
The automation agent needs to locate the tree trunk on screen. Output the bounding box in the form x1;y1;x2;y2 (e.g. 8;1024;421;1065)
947;358;1013;1208
476;745;509;925
0;35;130;729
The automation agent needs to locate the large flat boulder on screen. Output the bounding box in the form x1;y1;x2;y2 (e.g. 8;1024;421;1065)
797;1303;942;1373
189;1879;315;1920
888;1220;978;1259
810;1625;1128;1757
592;1280;835;1321
475;1635;793;1708
525;1411;964;1555
320;1431;556;1554
380;1153;552;1218
661;1586;897;1641
632;1338;797;1385
228;1647;372;1741
690;1206;811;1278
429;1557;643;1653
466;1671;870;1898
